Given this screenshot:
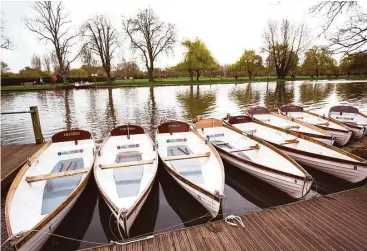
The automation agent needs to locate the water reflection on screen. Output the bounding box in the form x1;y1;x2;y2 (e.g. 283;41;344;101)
299;83;333;104
41;179;99;251
176;85;216;120
229;83;261;111
264;81;294;110
336;82;367;102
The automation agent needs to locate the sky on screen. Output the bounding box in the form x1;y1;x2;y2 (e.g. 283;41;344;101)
0;0;355;72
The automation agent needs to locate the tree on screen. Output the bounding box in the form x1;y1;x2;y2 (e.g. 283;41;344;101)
233;50;262;79
1;61;9;74
302;46;337;77
178;39;217;81
115;60;141;79
43;54;52;72
263;19;309;78
122;8;177;82
340;52;367;75
31;55;42;70
69;68;87;77
310;1;366;55
0;12;13;49
81;15;119;83
25;2;82;83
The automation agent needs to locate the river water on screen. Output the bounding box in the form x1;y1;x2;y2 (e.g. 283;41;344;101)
1;80;367;250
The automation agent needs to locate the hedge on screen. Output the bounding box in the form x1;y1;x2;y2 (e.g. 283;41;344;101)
0;76;115;86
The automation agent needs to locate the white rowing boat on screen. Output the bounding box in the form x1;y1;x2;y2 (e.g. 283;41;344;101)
329;106;367;138
5;130;95;251
246;106;334;145
193;118;313;199
94;124;158;238
223;115;367;183
156;120;224;218
279;105;352;146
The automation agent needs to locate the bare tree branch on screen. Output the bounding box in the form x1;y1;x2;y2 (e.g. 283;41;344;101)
81;15;119;83
1;12;13;49
25;1;81;83
263;19;309;78
122;8;177;82
310;1;366;55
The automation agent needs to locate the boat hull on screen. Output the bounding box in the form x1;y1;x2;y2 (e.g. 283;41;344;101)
218;150;312;198
15;183;87;251
162;161;221;218
101;183;153;237
318;126;353;146
275;146;367;183
345;124;366;139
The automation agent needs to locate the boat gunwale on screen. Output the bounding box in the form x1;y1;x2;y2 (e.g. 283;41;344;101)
5;138;95;248
270;112;331;136
223;115;367;165
94;125;159;220
279;105;352;132
206;118;312;179
156;120;224;203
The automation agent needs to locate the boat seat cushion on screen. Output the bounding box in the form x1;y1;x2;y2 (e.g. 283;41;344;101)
41;157;84;215
211;140;252;161
167;145;204;184
114;151;143;198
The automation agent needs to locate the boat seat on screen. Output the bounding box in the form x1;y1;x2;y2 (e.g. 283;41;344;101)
211;140;252;161
41;157;84;215
114;151;143;198
167;145;204;184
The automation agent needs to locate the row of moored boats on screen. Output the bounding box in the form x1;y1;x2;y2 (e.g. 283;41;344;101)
5;105;367;250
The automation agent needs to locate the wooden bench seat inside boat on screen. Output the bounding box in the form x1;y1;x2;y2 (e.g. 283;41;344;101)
100;159;155;169
210;140;252;161
166;146;205;184
163;152;211;161
26;168;89;183
28;158;87;215
228;144;260;153
113;151;144;197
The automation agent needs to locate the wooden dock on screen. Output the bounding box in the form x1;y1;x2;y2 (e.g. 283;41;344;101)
82;186;367;251
1;143;45;189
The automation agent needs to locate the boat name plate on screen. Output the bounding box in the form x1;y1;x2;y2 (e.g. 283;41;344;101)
58;149;84;156
117;144;140;149
166;138;187;143
207;133;224;138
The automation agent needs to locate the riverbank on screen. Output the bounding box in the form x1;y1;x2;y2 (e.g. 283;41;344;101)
2;76;367;91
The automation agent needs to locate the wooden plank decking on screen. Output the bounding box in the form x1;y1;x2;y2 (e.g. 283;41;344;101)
1;143;45;189
81;186;367;251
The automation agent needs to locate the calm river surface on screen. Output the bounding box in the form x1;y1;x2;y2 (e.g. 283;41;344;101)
1;80;367;250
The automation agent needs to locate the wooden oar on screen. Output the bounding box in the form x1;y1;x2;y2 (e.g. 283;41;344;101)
65;161;72;171
279;139;299;145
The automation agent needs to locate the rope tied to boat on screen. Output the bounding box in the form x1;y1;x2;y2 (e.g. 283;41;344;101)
225;215;244;227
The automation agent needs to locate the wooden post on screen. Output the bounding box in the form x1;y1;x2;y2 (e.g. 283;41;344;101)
30;106;44;144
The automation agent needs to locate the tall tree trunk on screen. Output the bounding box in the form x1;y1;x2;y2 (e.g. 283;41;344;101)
62;74;67;84
189;69;194;81
106;71;111;84
196;69;200;81
248;70;253;79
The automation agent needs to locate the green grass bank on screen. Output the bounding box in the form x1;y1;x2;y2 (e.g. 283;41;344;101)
2;76;367;91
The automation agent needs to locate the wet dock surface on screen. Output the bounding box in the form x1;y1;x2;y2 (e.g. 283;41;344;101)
81;186;367;251
1;143;45;188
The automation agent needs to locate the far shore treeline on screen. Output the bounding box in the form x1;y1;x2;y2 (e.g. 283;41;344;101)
1;2;366;86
